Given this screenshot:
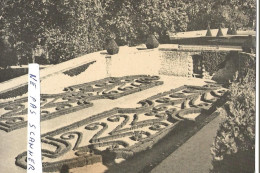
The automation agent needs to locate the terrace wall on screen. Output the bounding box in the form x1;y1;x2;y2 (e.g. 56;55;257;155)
0;45;250;98
158;48;239;78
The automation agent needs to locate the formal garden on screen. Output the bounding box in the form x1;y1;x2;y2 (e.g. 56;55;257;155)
0;0;257;173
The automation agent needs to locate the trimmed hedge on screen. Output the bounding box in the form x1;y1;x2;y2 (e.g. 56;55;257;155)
216;26;224;37
0;75;163;132
0;68;28;82
15;83;228;172
200;51;231;75
206;26;212;36
231;24;238;35
227;25;232;35
237;52;256;80
63;61;96;76
0;84;28;100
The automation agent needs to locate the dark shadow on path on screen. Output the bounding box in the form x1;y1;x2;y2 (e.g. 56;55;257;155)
103;113;220;173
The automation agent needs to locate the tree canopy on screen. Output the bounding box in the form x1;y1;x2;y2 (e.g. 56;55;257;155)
0;0;256;67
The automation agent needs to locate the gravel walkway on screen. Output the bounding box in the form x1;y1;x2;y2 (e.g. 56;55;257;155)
151;115;224;173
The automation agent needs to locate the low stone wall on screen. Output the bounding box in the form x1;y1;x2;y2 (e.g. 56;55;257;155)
158;48;236;78
159;51;190;76
159;51;191;76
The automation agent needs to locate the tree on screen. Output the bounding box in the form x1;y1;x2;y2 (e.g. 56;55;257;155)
185;0;212;30
102;0;189;45
0;35;18;68
1;0;255;66
1;1;48;64
1;0;106;64
184;0;256;30
209;0;256;29
135;0;188;41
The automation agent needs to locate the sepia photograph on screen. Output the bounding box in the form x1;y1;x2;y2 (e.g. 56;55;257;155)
0;0;258;172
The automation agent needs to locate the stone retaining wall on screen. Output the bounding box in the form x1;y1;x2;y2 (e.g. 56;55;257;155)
158;49;237;78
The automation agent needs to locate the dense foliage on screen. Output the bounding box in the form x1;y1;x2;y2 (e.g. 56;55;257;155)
185;0;256;30
0;36;18;68
242;35;256;53
0;0;256;67
210;54;256;172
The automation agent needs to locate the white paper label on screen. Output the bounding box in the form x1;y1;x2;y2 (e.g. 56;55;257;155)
27;64;42;172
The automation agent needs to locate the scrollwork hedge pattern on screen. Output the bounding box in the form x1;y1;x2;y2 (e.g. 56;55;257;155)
15;84;227;172
0;75;163;132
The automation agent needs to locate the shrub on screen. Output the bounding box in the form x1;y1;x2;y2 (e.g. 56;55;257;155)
216;26;224;37
231;24;238;35
211;68;255;172
206;25;212;36
146;34;159;49
106;39;119;55
237;52;256;80
227;25;232;35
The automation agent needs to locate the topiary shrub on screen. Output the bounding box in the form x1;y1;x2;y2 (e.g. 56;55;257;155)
231;24;237;35
227;25;232;35
206;25;212;36
106;39;119;55
216;26;224;37
146;34;159;49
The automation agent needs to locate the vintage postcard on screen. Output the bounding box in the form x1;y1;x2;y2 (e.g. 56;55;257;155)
0;1;258;173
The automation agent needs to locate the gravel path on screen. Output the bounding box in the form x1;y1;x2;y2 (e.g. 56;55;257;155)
151;114;224;173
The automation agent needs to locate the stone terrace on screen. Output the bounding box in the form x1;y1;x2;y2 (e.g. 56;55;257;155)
0;44;234;172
